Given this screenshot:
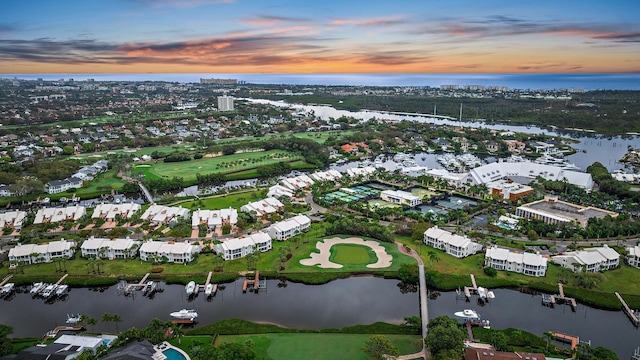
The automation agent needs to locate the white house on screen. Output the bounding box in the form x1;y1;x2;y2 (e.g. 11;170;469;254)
423;226;482;258
140;205;190;225
552;245;620;272
267;184;294;199
80;236;141;260
380;190;422;207
626;245;640;268
346;166;376;178
191;208;238;229
0;210;28;230
240;198;284;218
484;246;547;277
139;240;201;263
310;170;342;182
33;205;86;224
266;215;311;240
214;232;272;260
281;175;315;190
9;239;75;264
46;177;83;194
91;202;141;221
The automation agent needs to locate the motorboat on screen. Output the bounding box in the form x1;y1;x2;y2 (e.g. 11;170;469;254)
144;281;157;297
185;281;196;295
66;314;82;325
454;309;480;320
170;309;198;320
204;283;214;297
30;282;45;295
477;287;487;299
55;284;69;297
142;281;154;296
41;284;57;299
487;291;496;299
0;283;14;297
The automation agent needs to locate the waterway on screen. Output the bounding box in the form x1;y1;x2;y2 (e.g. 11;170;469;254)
1;278;637;358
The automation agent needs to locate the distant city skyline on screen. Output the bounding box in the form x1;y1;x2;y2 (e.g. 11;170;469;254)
1;0;639;74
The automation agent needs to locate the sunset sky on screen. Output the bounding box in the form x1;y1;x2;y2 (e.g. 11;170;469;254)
1;0;639;74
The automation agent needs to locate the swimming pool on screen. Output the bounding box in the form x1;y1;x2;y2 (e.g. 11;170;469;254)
163;348;189;360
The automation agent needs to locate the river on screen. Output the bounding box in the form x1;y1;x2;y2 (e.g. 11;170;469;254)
1;277;637;358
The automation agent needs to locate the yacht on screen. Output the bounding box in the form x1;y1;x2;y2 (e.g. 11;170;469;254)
66;314;82;325
454;309;480;321
477;287;487;299
0;283;14;297
185;281;196;295
55;284;69;297
170;309;198;320
205;283;214;297
30;282;45;295
41;284;57;299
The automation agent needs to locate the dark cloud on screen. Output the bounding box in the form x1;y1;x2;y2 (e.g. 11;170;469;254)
0;38;117;63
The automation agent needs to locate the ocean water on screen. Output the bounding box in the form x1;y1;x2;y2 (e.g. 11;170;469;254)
2;73;640;90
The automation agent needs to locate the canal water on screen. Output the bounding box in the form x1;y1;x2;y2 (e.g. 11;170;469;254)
1;277;637;358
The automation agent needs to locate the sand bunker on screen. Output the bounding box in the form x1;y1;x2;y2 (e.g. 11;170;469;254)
300;237;392;269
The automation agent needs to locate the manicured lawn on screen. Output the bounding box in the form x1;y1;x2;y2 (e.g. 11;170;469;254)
215;333;422;360
175;189;264;209
329;244;376;265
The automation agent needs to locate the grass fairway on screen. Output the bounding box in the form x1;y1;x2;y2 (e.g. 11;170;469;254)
329;244;377;265
215;333;422;360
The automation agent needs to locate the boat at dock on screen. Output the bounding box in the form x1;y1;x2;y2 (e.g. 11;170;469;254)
170;309;198;320
185;281;196;295
0;283;14;297
55;284;69;297
143;281;157;297
454;309;480;321
66;314;82;325
477;287;487;299
30;282;45;295
204;283;214;297
41;284;57;299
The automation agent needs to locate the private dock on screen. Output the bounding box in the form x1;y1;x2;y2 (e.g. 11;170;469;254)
541;293;556;306
0;275;13;287
203;271;217;296
615;292;640;327
123;273;150;294
555;283;576;310
464;319;491;342
243;271;260;292
55;274;68;285
171;319;195;325
458;274;492;301
549;331;589;351
42;325;84;340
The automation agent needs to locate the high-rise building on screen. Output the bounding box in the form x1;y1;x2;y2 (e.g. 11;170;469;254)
217;95;234;111
200;78;237;85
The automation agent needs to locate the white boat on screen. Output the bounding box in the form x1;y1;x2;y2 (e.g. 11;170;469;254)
30;282;45;295
487;291;496;299
170;309;198;320
185;281;196;295
41;284;57;299
66;314;82;325
477;287;487;299
0;283;14;297
454;309;480;320
56;284;69;296
204;283;214;296
144;281;157;296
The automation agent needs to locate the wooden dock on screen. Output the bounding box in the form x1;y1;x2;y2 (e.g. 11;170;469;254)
615;292;640;327
55;274;68;285
43;325;84;340
171;319;196;325
470;274;477;289
0;275;13;287
243;271;260;292
124;273;150;293
555;283;576;310
461;274;478;300
549;331;585;351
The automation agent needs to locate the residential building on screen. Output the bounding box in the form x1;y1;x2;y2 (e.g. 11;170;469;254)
91;202;141;221
140;205;190;225
191;208;238;229
0;210;27;230
45;177;83;194
33;205;86;224
240;198;284;218
214;232;272;260
626;245;640;268
515;195;617;228
0;184;17;197
15;335;115;360
484;246;547;277
310;170;342;182
552;245;620;272
380;190;422;207
266;215;311;240
267;184;294;199
101;340;156;360
464;348;547;360
423;226;483;258
281;175;314;190
8;239;75;264
346;166;376;178
139;240;201;263
217;95;234;111
80;236;141;260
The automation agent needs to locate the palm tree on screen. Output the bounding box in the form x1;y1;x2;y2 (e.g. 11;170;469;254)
544;331;553;351
173;324;184;344
86;317;98;332
112;313;122;333
428;251;440;266
101;313;113;331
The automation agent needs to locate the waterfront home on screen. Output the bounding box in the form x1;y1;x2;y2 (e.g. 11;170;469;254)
33;205;86;224
139;240;201;263
15;335;115;359
346;166;376;178
266;215;311;240
191;208;238;230
80;236;141;260
515;195;617;228
8;239;75;264
0;210;27;230
240;198;284;219
552;245;620;272
91;202;141;221
423;226;482;258
484;246;547;277
626;245;640;268
140;205;190;226
214;232;272;260
380;190;422;207
464;348;547;360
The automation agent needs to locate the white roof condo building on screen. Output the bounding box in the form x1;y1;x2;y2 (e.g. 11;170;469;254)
240;198;284;218
465;162;594;190
91;202;141;221
310;170;342;182
139;240;201;263
346;166;376;178
141;205;190;225
80;236;141;260
552;245;620;272
484;246;547;277
626;245;640;269
380;190;421;207
0;210;27;230
423;226;482;258
266;215;311;240
281;175;315;190
267;184;294;199
9;239;75;264
191;208;238;229
34;205;86;224
214;232;272;260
